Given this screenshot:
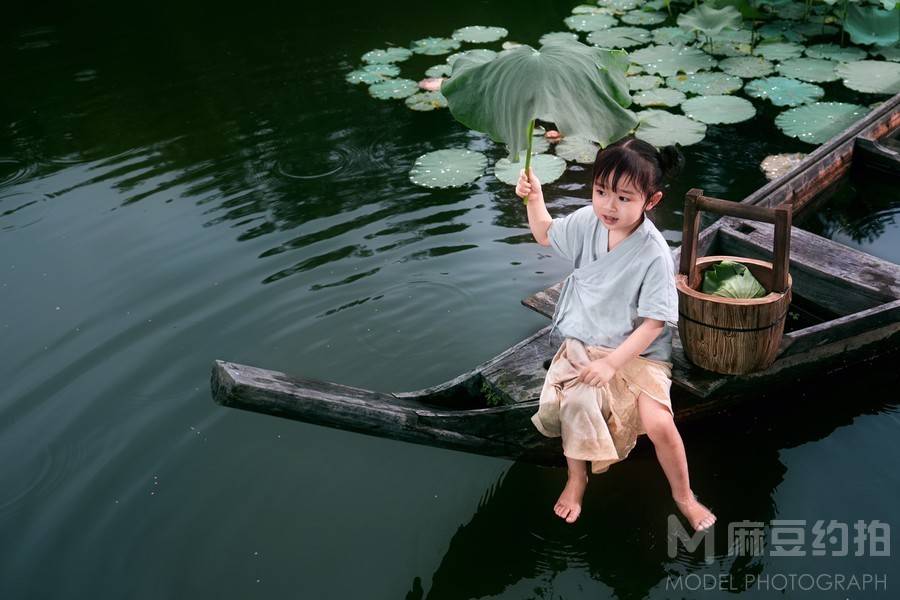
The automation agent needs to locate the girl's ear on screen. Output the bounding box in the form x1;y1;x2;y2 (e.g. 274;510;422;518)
646;190;663;211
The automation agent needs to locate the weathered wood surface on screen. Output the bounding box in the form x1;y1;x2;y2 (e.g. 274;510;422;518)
854;136;900;177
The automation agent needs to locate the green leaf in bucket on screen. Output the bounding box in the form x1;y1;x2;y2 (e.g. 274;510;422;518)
835;60;900;94
451;26;508;43
743;76;824;107
409;149;488;188
701;260;767;299
493;153;567;185
634;109;707;146
681;94;756;124
774;102;870;144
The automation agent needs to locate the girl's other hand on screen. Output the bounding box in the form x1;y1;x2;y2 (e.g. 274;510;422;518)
516;168;543;202
577;358;617;387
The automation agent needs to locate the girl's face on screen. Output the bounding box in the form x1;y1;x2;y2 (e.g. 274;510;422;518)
591;174;662;234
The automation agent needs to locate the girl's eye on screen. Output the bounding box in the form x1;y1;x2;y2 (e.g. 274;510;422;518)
619;196;630;202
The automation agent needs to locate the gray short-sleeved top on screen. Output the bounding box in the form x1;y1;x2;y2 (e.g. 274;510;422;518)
546;205;679;363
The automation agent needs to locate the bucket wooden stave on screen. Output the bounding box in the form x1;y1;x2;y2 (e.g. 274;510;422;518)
676;189;793;375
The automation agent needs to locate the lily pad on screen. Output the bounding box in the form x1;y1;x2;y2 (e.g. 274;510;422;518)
425;64;453;78
793;21;839;38
652;26;696;46
361;47;413;64
405;91;449;111
621;10;667;25
760;152;807;180
666;72;743;94
451;26;508;43
346;63;401;84
805;43;867;62
629;44;716;76
634;109;707;146
681;95;756;124
555;136;601;163
777;57;840;83
774;2;807;20
753;42;805;62
508;133;551;156
743;76;825;107
494;153;567;185
447;49;498;66
677;4;742;37
719;56;775;78
368;78;420;99
775;102;870;144
539;31;579;45
564;13;618;32
597;0;642;11
633;87;687;106
409;149;488;188
835;60;900;94
587;26;651;48
628;74;663;90
411;37;462;56
758;21;807;43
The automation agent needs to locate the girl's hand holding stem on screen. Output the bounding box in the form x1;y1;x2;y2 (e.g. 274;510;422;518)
516;168;543;204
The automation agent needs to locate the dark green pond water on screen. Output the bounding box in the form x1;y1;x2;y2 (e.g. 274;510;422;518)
2;1;899;598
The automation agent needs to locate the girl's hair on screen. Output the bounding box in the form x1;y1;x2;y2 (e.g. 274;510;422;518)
591;136;685;207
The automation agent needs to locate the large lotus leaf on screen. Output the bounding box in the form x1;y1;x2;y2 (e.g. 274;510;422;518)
835;60;900;94
411;37;462;56
633;87;687;106
368;78;420;99
634;109;708;146
494;153;567;185
805;43;867;62
753;42;805;61
628;74;664;90
666;72;743;94
441;40;637;162
702;260;767;298
775;102;870;144
405;91;448;111
743;76;824;106
652;26;697;46
621;10;667;25
409;149;488;188
719;55;775;77
451;26;508;43
346;63;401;84
362;47;413;64
587;26;652;48
564;13;618;31
540;31;579;45
777;57;839;82
555;136;601;163
681;94;756;123
677;4;742;37
845;5;900;47
629;44;716;75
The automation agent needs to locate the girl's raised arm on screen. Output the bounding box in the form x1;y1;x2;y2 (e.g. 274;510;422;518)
516;168;552;246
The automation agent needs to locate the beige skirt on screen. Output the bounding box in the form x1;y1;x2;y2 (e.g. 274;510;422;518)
531;337;675;475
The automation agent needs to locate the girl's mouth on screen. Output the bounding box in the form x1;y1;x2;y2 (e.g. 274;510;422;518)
601;214;619;225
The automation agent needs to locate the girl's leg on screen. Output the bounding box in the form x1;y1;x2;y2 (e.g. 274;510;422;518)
554;455;589;524
636;392;716;532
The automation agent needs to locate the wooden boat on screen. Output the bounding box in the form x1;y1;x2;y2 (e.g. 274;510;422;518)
211;93;900;467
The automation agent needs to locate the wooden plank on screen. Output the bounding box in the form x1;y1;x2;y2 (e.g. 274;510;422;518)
481;329;555;404
781;299;900;357
854;137;900;177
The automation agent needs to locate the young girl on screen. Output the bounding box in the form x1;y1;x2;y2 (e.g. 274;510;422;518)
516;136;716;532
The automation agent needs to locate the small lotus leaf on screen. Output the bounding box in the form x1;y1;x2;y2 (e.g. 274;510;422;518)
634;109;707;146
362;47;413;64
627;63;644;74
681;95;756;124
652;26;696;46
628;74;663;90
447;49;498;66
760;152;807;180
621;10;667;26
411;37;462;56
494;153;567;185
587;26;651;48
425;64;453;78
710;29;753;44
719;56;775;78
845;4;900;47
677;4;742;37
405;91;449;111
666;72;743;94
758;21;806;43
774;2;806;20
777;57;839;83
633;87;687;106
409;149;488;188
743;76;824;106
368;78;420;99
805;44;866;62
564;13;618;32
507;133;551;156
451;26;508;43
540;31;579;45
346;63;401;84
774;102;870;144
872;46;900;62
629;44;716;76
794;21;839;38
598;0;641;11
753;42;804;62
555;136;601;163
835;60;900;94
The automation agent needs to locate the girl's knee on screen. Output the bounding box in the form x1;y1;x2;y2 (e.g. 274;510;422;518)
638;394;678;445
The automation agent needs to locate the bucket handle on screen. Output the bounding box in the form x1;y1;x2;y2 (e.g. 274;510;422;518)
679;188;792;293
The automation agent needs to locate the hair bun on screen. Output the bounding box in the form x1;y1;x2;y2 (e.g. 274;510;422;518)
658;144;685;179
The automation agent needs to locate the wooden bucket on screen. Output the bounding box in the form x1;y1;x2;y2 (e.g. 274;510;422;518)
676;189;793;375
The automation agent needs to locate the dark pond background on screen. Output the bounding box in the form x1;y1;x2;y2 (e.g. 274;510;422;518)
2;1;898;598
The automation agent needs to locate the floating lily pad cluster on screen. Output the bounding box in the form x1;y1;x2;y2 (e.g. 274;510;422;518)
344;1;900;189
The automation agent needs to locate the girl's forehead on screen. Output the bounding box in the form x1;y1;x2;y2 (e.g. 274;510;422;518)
595;173;642;195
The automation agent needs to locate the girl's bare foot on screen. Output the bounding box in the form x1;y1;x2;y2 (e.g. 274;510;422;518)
673;492;716;532
554;472;589;523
